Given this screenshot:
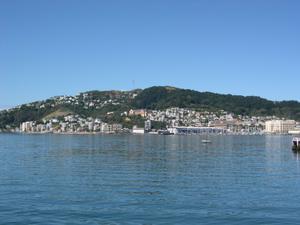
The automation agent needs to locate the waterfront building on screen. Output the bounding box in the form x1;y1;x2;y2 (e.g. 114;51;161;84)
60;123;67;132
87;121;94;131
132;126;145;134
265;120;296;134
144;120;151;131
36;124;46;132
112;123;123;132
20;121;34;132
167;126;226;135
288;129;300;135
288;125;300;135
101;123;110;133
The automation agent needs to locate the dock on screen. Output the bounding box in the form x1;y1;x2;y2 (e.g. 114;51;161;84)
292;137;300;152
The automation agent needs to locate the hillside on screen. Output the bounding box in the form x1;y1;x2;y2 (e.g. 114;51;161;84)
1;86;300;129
133;86;300;119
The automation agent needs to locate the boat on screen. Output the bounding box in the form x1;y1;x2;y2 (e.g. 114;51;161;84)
158;130;174;135
202;139;212;144
292;137;300;152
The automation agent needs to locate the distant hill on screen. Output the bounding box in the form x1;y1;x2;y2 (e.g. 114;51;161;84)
133;86;300;119
1;86;300;129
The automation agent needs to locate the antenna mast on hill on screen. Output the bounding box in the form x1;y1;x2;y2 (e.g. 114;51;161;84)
132;80;135;90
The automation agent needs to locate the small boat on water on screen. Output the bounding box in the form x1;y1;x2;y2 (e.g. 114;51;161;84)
202;139;212;144
292;137;300;152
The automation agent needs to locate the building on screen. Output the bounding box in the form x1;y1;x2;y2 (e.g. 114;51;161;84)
288;124;300;135
101;123;110;133
132;125;145;134
144;120;151;131
167;126;226;135
265;120;296;134
288;129;300;135
87;121;94;131
20;121;34;132
129;109;147;117
112;123;123;132
100;123;122;133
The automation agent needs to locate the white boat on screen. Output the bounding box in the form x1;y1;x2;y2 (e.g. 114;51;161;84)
202;139;212;144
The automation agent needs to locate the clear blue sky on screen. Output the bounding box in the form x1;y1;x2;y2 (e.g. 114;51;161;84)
1;0;300;108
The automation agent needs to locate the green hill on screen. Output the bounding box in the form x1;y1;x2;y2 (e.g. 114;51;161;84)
133;86;300;119
1;86;300;129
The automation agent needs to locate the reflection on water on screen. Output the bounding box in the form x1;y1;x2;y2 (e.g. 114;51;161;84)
0;133;299;224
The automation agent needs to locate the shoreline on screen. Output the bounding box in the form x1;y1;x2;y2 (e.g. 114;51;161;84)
0;131;293;136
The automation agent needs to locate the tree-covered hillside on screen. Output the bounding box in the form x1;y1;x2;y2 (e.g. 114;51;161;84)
1;86;300;129
133;86;300;119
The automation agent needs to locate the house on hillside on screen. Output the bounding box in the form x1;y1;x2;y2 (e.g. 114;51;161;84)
129;109;147;117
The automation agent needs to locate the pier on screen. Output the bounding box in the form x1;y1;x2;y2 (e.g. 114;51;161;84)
292;137;300;152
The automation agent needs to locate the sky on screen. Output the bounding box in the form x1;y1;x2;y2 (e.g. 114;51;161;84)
1;0;300;108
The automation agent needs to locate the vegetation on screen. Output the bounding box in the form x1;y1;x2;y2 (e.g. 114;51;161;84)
133;86;300;120
1;86;300;129
42;108;73;120
0;105;56;128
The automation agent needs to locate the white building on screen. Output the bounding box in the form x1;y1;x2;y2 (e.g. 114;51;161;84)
265;120;296;134
20;121;34;132
168;126;226;135
87;121;94;131
101;123;110;133
132;126;145;134
144;120;151;131
112;124;123;132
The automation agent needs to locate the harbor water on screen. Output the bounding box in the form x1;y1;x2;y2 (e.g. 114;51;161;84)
0;133;299;224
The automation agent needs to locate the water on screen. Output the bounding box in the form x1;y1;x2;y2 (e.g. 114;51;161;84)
0;134;300;224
